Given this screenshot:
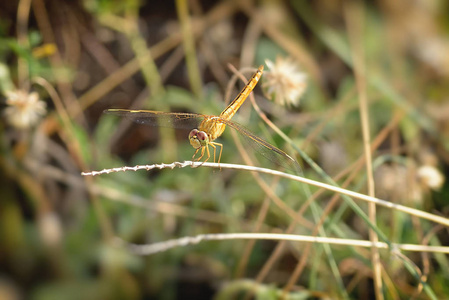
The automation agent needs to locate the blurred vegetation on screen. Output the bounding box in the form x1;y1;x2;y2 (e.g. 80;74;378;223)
1;0;449;299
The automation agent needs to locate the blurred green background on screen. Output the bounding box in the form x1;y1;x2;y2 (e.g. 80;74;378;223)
1;0;449;299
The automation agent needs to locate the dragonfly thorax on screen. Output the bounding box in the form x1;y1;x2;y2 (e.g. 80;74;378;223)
189;129;209;149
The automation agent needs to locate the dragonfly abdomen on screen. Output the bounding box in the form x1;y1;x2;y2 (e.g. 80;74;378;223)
219;65;264;121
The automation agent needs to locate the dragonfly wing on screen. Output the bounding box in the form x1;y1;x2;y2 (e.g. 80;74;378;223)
220;118;301;173
104;109;205;129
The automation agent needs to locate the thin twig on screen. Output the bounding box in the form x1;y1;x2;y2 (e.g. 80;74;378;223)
116;232;449;256
81;161;449;228
344;3;383;300
176;0;203;98
16;0;32;90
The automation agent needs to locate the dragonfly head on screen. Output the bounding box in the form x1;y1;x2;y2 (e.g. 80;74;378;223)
189;129;209;149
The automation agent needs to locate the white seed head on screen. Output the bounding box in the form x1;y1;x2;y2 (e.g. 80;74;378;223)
4;90;47;129
263;57;307;107
418;165;445;190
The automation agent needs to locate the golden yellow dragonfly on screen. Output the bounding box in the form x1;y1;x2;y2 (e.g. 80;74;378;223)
105;65;300;172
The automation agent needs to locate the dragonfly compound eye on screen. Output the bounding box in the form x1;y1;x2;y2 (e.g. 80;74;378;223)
189;129;199;138
189;129;208;149
197;131;208;141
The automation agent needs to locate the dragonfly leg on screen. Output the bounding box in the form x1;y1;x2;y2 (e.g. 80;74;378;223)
217;142;223;165
203;145;211;164
209;142;223;170
209;143;216;163
192;148;201;161
192;146;208;167
210;142;223;164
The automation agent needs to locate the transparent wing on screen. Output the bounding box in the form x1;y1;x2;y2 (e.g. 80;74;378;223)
219;118;301;173
105;109;301;173
104;109;206;129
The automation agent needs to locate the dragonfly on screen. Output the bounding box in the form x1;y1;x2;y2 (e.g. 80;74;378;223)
105;65;300;173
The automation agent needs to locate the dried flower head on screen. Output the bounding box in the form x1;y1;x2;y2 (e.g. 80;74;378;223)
4;90;46;129
263;57;307;107
374;164;423;205
38;212;62;247
417;165;445;190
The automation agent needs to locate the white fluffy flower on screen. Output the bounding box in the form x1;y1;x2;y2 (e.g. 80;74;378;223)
263;57;307;107
417;165;445;190
4;90;46;129
38;212;62;247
